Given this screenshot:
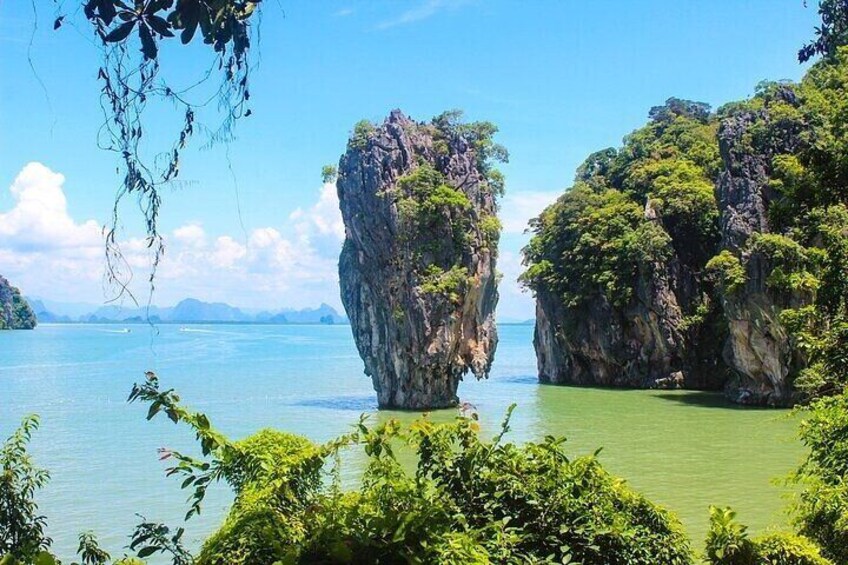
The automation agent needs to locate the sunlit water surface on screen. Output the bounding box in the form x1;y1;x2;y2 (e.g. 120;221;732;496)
0;324;803;561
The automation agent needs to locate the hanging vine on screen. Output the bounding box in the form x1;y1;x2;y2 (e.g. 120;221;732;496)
53;0;261;301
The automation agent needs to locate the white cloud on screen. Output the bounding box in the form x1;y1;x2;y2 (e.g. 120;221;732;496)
0;162;101;252
0;163;342;310
172;223;206;248
499;190;560;234
376;0;473;30
289;182;345;258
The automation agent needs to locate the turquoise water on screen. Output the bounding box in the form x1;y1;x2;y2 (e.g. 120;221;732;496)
0;324;803;561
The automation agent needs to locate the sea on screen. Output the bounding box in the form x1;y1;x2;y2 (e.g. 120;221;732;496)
0;323;803;561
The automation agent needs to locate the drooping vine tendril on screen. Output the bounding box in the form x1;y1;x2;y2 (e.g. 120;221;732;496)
53;0;260;304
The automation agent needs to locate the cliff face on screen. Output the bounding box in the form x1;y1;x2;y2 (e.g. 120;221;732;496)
533;228;725;391
714;90;808;406
0;275;37;330
526;100;727;392
526;70;843;406
337;110;503;409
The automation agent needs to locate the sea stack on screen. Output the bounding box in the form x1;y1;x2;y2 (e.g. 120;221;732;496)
337;110;506;409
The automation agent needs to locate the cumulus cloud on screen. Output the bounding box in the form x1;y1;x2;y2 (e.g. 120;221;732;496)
499;190;560;234
0;163;343;309
0;162;101;252
172;223;206;248
289;182;345;256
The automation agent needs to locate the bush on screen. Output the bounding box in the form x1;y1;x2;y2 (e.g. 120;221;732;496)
132;375;694;565
0;416;51;561
350;119;375;150
706;251;747;293
705;507;831;565
418;264;469;303
792;392;848;563
195;430;323;564
522;185;672;308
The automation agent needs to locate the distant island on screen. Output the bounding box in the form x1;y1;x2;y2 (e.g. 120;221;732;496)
25;297;350;325
0;275;37;330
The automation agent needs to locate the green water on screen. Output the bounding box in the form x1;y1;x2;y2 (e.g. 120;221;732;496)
0;324;804;559
378;386;803;548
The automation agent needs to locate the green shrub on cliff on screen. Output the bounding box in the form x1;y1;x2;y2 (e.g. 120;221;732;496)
522;184;672;308
418;264;469;303
522;98;720;312
395;163;474;270
349;120;376;150
431;109;509;195
705;251;746;293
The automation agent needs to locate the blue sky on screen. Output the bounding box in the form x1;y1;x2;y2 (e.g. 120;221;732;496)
0;0;819;319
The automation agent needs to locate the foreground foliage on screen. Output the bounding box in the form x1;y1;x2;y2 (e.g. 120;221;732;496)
704;506;832;565
11;378;848;563
791;391;848;564
131;373;692;564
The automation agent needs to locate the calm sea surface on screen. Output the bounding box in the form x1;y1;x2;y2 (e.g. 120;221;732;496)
0;323;803;561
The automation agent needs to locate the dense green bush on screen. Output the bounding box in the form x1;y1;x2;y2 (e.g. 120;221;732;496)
522;184;672;308
130;374;693;564
349;120;375;150
522;97;720;312
0;416;51;562
705;251;747;294
705;506;831;565
792;392;848;563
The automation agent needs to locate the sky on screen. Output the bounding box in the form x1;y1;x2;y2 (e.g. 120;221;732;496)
0;0;820;319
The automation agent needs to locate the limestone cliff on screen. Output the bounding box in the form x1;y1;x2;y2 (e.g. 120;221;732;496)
525;99;727;393
0;275;37;330
525;76;839;406
337;110;504;409
713;88;808;406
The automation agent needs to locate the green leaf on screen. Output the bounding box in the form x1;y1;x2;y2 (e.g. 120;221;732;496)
180;18;198;44
137;546;157;558
139;23;158;60
103;20;135;43
146;15;174;37
34;552;58;565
